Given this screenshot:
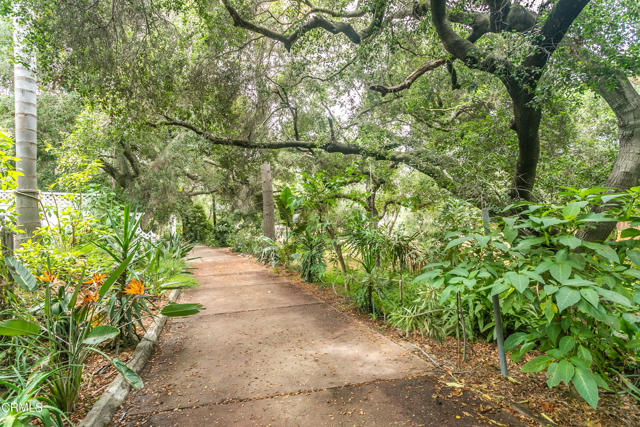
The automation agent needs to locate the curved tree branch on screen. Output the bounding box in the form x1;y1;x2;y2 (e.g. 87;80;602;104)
155;116;460;201
370;58;447;95
222;0;388;50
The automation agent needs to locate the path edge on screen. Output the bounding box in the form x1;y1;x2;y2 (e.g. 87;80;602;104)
78;289;181;427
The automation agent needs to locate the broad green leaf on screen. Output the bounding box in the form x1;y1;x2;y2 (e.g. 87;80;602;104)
543;298;556;322
546;362;561;387
473;234;490;248
559;336;575;354
556;359;575;386
572;366;599;408
547;323;562;346
414;269;442;283
490;280;510;296
521;355;553;373
535;259;553;274
449;267;469;277
627;249;640;267
623;268;640;279
5;256;37;291
580;288;599;307
564;278;594;287
490;241;509;252
83;325;119;345
504;332;527;352
504;272;529;293
0;319;40;336
444;236;472;252
555;288;581;313
556;235;582;250
596;288;631;307
550;262;572;283
620;228;640;239
601;193;625;203
160;302;204;317
523;271;545;284
112;358;143;389
576;212;615;223
515;236;545;251
582;242;619;264
577;345;593;366
562;203;582;219
503;226;517;244
462;278;476;290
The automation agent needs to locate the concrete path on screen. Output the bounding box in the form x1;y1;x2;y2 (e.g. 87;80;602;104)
114;246;521;426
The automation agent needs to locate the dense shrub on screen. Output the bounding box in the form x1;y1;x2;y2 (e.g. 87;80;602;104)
181;203;214;243
412;187;640;407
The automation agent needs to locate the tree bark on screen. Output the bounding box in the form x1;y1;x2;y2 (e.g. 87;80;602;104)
508;92;542;201
260;162;276;240
578;73;640;242
326;225;348;290
13;19;40;245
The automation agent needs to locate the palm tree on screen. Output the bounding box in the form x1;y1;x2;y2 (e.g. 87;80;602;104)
13;16;40;245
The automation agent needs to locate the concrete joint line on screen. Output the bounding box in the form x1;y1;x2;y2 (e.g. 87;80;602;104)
193;270;271;278
199;280;293;289
78;289;181;427
187;301;324;318
133;373;436;416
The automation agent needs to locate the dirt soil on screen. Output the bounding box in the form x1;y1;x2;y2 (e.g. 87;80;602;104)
111;246;525;426
69;292;168;425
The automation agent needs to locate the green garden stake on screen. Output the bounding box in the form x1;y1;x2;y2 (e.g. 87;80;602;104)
482;209;508;377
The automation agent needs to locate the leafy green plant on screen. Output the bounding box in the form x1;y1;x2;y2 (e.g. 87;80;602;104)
296;229;326;283
0;369;68;427
181;203;214;243
429;187;640;408
95;203;152;343
256;236;281;266
0;255;204;414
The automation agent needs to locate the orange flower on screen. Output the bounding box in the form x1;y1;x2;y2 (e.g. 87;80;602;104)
83;273;107;285
124;278;145;296
80;291;98;307
36;271;57;283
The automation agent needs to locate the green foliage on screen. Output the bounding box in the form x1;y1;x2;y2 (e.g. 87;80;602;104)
426;188;640;408
181;203;214;244
296;230;326;283
0;369;68;426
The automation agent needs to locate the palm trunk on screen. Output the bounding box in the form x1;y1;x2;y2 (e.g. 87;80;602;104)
13;19;40;245
260;162;276;240
578;73;640;242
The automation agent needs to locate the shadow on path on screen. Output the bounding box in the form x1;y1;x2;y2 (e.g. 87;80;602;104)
114;246;523;426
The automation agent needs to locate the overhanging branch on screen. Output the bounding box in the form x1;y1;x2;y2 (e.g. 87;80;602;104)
370;58;447;96
155;116;459;199
222;0;388;50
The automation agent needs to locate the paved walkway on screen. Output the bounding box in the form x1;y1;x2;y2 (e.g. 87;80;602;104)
115;246;521;426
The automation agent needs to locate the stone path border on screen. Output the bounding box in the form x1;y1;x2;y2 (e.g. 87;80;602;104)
78;289;181;427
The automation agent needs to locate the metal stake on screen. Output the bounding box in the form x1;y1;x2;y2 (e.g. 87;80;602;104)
482;208;508;377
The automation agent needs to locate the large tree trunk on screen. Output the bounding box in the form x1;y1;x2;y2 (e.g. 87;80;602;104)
13;20;40;245
509;98;542;201
578;73;640;242
260;162;276;240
